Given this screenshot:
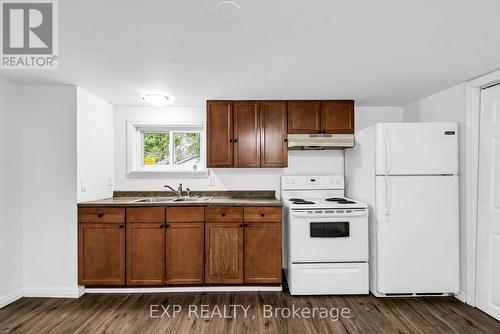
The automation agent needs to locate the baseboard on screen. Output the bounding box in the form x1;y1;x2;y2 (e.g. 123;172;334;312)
455;291;467;303
23;286;80;298
85;286;283;294
0;288;23;308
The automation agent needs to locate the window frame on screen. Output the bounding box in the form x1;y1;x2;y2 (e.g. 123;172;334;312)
127;121;207;177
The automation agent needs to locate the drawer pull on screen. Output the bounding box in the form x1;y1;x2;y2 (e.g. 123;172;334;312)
97;213;104;218
244;223;249;227
165;224;170;228
260;213;265;217
221;213;226;217
239;224;243;228
118;224;124;229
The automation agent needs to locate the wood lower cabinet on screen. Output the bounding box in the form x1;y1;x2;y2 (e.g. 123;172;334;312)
78;205;282;287
260;101;287;167
78;223;125;285
244;222;282;284
207;101;233;167
321;100;354;134
166;222;204;285
287;101;321;134
205;222;244;284
233;101;260;167
126;222;166;285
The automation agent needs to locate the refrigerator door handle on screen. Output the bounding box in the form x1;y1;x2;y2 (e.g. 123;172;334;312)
384;128;391;174
384;176;392;217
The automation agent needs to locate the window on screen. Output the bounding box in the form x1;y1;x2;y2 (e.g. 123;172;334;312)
127;121;205;176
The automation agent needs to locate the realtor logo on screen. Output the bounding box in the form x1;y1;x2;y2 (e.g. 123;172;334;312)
1;0;58;69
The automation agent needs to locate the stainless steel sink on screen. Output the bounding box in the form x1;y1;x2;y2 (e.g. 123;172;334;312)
128;196;214;204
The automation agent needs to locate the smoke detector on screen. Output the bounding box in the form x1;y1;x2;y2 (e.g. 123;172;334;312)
215;1;241;20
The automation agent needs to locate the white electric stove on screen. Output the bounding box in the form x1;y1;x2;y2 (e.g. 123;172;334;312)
281;175;369;295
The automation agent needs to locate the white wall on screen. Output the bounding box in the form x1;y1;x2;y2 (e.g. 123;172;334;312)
77;88;114;202
403;83;467;298
0;77;23;307
355;106;403;130
21;85;79;297
114;106;403;197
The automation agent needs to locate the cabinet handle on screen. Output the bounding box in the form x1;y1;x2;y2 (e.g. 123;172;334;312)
118;224;124;229
284;138;288;142
165;224;170;228
244;223;249;227
221;213;226;217
239;224;244;228
229;139;233;143
233;138;238;143
260;213;265;217
160;224;166;228
97;213;104;218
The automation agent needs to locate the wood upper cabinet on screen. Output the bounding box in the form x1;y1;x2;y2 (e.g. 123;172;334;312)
233;101;260;167
260;101;288;167
205;222;244;284
207;101;233;167
244;222;282;284
126;222;166;285
321;100;354;134
287;101;321;134
78;222;125;285
166;222;204;285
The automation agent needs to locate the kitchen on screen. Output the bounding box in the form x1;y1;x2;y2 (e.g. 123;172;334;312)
1;1;500;333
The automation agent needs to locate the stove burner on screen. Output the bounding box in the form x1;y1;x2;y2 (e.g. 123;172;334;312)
292;201;315;205
289;198;316;205
325;198;357;204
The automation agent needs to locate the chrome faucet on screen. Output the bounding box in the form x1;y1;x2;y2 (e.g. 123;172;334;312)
165;183;183;197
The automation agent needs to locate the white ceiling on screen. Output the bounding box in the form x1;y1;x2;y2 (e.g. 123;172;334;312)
2;0;500;107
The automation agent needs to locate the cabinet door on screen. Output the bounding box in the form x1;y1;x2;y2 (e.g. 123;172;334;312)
207;101;233;167
244;223;282;284
166;222;204;285
126;223;165;285
321;100;354;134
205;222;244;284
260;101;287;167
78;223;125;285
287;101;321;134
233;101;260;167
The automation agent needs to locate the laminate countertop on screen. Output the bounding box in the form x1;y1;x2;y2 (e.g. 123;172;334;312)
77;191;282;207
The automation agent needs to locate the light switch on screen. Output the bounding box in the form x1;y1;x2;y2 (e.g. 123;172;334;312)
80;179;87;192
208;175;215;186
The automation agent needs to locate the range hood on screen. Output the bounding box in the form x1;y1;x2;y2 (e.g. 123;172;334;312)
287;133;354;150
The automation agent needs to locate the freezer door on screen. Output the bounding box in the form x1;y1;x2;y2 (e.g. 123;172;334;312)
375;175;459;294
375;123;458;175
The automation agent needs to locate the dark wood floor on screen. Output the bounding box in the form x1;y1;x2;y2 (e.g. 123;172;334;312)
0;292;499;333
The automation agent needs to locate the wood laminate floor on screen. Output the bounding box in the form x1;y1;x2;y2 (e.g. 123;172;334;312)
0;292;499;333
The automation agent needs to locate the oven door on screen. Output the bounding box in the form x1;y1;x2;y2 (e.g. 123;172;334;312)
289;212;368;263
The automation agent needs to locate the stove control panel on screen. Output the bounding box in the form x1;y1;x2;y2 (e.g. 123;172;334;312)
281;175;344;190
291;208;368;217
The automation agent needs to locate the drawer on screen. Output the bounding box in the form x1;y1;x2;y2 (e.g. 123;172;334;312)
205;207;243;222
166;207;204;222
78;207;125;223
127;207;165;223
244;207;281;222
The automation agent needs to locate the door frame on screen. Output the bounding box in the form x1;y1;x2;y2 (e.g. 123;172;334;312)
464;69;500;306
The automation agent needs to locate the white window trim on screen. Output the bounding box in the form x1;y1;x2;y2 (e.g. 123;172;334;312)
126;120;207;177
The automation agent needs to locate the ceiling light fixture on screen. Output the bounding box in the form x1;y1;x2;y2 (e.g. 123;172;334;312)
215;1;241;20
142;94;172;107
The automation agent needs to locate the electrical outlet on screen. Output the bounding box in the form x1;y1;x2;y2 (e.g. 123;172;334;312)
208;175;215;187
80;179;87;192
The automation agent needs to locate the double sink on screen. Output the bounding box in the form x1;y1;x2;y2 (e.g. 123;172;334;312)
128;196;214;204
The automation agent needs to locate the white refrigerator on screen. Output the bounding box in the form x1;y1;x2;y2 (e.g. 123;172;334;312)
345;123;460;296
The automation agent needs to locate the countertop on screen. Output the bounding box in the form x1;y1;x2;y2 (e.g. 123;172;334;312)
77;191;282;208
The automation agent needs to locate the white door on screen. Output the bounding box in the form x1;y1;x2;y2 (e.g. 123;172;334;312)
476;84;500;320
375;175;459;294
374;123;459;175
